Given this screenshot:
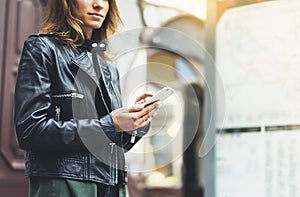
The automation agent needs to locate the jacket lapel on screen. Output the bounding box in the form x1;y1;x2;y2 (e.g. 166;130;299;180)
71;52;100;86
71;51;113;112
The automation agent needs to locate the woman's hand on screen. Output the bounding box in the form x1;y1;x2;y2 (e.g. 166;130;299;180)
134;92;153;105
111;93;160;132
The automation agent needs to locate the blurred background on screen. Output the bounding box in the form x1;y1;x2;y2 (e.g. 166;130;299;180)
1;0;299;196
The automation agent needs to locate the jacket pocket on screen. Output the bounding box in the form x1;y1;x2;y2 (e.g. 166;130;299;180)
51;92;84;121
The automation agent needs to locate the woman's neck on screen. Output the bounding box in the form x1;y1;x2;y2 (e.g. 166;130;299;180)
82;27;93;39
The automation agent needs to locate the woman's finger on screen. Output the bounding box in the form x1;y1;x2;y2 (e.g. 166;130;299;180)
135;103;160;125
135;114;152;126
135;92;153;103
135;101;160;119
128;104;145;112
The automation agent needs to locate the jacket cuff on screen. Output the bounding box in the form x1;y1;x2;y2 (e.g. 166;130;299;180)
123;123;151;151
135;123;150;137
99;114;115;133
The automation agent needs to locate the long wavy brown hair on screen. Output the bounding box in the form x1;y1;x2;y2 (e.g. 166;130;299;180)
40;0;122;47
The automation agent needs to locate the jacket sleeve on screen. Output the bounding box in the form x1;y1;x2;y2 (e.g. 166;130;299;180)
122;125;150;152
110;67;151;151
14;36;115;153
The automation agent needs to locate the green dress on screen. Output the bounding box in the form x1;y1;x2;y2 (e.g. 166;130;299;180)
29;177;126;197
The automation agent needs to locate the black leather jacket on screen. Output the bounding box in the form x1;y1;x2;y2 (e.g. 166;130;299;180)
14;34;148;186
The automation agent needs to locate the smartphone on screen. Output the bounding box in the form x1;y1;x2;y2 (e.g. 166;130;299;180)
143;87;175;107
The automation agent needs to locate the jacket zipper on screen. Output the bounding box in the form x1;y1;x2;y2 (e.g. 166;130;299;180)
110;81;122;108
55;106;61;121
52;92;84;99
109;142;118;184
74;54;120;185
110;81;128;184
53;93;84;121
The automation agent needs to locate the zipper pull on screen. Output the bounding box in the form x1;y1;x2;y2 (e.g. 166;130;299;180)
109;143;116;153
124;165;128;182
130;130;137;143
55;106;61;121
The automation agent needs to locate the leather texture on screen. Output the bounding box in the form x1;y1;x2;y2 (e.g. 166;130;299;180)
14;34;149;186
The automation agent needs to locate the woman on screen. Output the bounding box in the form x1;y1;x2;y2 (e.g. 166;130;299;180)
14;0;159;196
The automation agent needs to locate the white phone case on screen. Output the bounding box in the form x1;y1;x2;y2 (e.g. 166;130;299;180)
144;87;175;107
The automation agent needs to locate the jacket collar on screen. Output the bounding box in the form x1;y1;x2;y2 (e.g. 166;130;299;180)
80;39;107;52
71;38;109;84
